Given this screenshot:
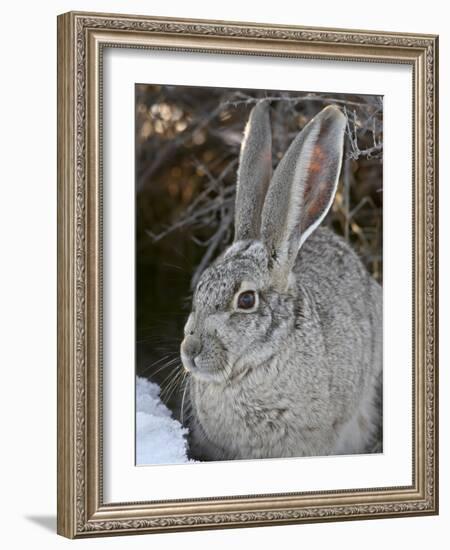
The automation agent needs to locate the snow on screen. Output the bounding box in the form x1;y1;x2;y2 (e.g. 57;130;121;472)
136;376;193;465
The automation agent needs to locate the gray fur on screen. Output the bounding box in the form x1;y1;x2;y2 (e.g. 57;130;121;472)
260;105;346;288
234;101;272;241
180;102;382;461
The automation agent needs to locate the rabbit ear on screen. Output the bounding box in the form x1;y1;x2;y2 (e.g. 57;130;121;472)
260;105;346;285
234;101;272;242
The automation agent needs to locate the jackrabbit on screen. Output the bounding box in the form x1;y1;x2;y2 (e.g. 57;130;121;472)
180;102;382;461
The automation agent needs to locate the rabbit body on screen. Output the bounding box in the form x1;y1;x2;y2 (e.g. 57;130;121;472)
186;228;382;460
180;103;382;461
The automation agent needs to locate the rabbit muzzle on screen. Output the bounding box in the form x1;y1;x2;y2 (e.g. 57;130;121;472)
180;313;232;382
180;334;202;372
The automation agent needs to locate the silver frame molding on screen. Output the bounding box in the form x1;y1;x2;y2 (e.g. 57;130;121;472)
57;11;439;538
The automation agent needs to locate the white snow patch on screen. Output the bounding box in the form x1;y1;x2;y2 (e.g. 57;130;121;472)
136;376;193;465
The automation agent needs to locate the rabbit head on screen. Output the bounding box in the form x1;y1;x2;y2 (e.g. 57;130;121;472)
180;102;346;383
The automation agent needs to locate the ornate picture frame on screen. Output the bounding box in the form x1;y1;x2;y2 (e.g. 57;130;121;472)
57;11;438;538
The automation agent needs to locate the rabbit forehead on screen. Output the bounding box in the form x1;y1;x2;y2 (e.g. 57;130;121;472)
193;241;269;310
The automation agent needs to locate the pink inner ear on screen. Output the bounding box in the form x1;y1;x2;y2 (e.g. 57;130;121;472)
301;143;335;233
308;144;326;174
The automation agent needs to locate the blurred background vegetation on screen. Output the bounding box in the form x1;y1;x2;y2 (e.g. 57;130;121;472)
135;84;383;419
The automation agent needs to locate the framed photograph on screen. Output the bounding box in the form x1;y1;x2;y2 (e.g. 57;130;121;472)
57;11;439;538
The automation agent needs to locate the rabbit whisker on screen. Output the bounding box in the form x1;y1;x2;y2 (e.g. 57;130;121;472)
159;364;183;390
160;367;185;403
180;373;189;426
143;355;180;377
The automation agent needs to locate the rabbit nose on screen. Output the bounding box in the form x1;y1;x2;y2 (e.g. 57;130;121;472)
182;335;202;358
181;335;202;371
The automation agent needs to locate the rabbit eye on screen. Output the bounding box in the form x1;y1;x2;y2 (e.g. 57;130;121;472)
237;290;256;310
